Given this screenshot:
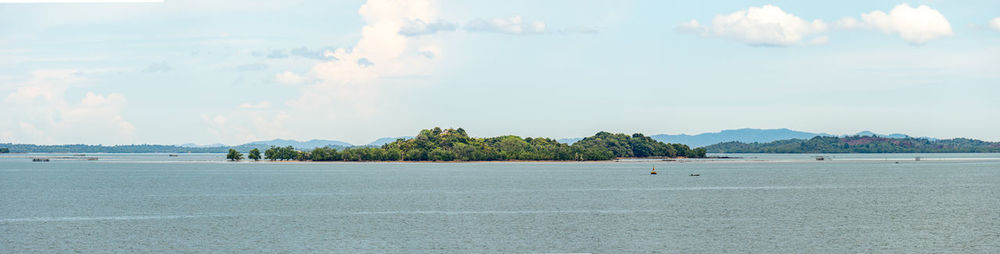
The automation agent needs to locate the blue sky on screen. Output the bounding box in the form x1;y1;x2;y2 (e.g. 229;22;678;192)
1;0;998;145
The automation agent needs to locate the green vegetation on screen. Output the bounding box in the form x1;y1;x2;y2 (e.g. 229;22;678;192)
248;148;261;161
0;147;8;153
226;149;244;161
705;135;1000;153
263;146;299;161
255;127;705;162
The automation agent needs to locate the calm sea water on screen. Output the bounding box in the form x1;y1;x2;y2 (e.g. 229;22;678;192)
1;153;998;253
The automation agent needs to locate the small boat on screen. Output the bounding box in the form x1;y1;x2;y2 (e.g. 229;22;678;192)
689;173;700;176
650;167;657;175
168;154;179;157
32;158;50;162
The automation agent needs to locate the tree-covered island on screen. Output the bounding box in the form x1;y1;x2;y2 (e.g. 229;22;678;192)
258;127;707;162
704;135;1000;153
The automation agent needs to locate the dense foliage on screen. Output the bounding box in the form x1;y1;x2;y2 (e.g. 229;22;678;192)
263;146;300;161
226;149;244;161
261;127;705;162
705;136;1000;153
0;147;8;153
247;148;261;161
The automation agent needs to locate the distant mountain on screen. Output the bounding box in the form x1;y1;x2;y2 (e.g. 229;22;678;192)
556;128;828;147
704;136;1000;153
852;131;925;140
557;137;584;144
179;143;225;148
650;128;830;147
247;139;352;149
366;136;413;147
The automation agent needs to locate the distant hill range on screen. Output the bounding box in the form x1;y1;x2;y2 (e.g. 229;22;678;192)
558;128;938;148
649;128;830;147
704;136;1000;153
366;136;414;147
245;139;353;149
560;128;830;147
1;129;991;153
0;137;410;153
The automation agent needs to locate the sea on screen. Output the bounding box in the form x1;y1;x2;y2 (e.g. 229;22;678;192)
1;153;998;253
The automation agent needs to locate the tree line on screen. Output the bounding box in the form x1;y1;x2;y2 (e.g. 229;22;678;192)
226;127;706;162
704;135;1000;153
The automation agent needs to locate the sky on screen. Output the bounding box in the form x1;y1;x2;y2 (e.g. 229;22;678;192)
1;0;998;145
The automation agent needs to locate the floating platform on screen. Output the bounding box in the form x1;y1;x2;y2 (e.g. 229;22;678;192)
30;157;97;162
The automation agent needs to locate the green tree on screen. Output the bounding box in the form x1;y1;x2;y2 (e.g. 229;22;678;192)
264;146;278;161
239;127;710;162
248;148;261;161
226;149;244;161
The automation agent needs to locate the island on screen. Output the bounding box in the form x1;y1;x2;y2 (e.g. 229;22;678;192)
255;127;707;162
704;135;1000;153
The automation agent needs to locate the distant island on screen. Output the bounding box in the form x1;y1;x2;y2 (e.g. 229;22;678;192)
0;143;281;154
705;135;1000;153
4;128;998;156
240;127;707;162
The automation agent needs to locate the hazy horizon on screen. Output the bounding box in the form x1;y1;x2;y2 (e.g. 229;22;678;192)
1;127;989;147
2;0;998;145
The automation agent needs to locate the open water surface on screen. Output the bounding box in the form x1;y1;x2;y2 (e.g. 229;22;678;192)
1;153;998;252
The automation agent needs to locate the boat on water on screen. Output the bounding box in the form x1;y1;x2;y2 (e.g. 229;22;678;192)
650;167;657;175
32;158;50;162
689;173;700;176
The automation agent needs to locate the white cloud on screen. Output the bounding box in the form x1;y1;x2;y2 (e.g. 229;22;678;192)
399;19;456;36
990;17;1000;31
807;36;830;45
834;17;864;30
80;92;126;107
197;0;443;144
839;4;952;44
678;5;827;46
275;71;306;85
683;4;954;46
290;0;439;111
1;70;135;144
466;16;547;34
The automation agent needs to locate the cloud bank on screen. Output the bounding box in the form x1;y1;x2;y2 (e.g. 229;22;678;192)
839;4;952;44
677;5;827;46
466;16;547;34
680;4;953;46
1;70;134;144
398;19;456;36
990;17;1000;31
